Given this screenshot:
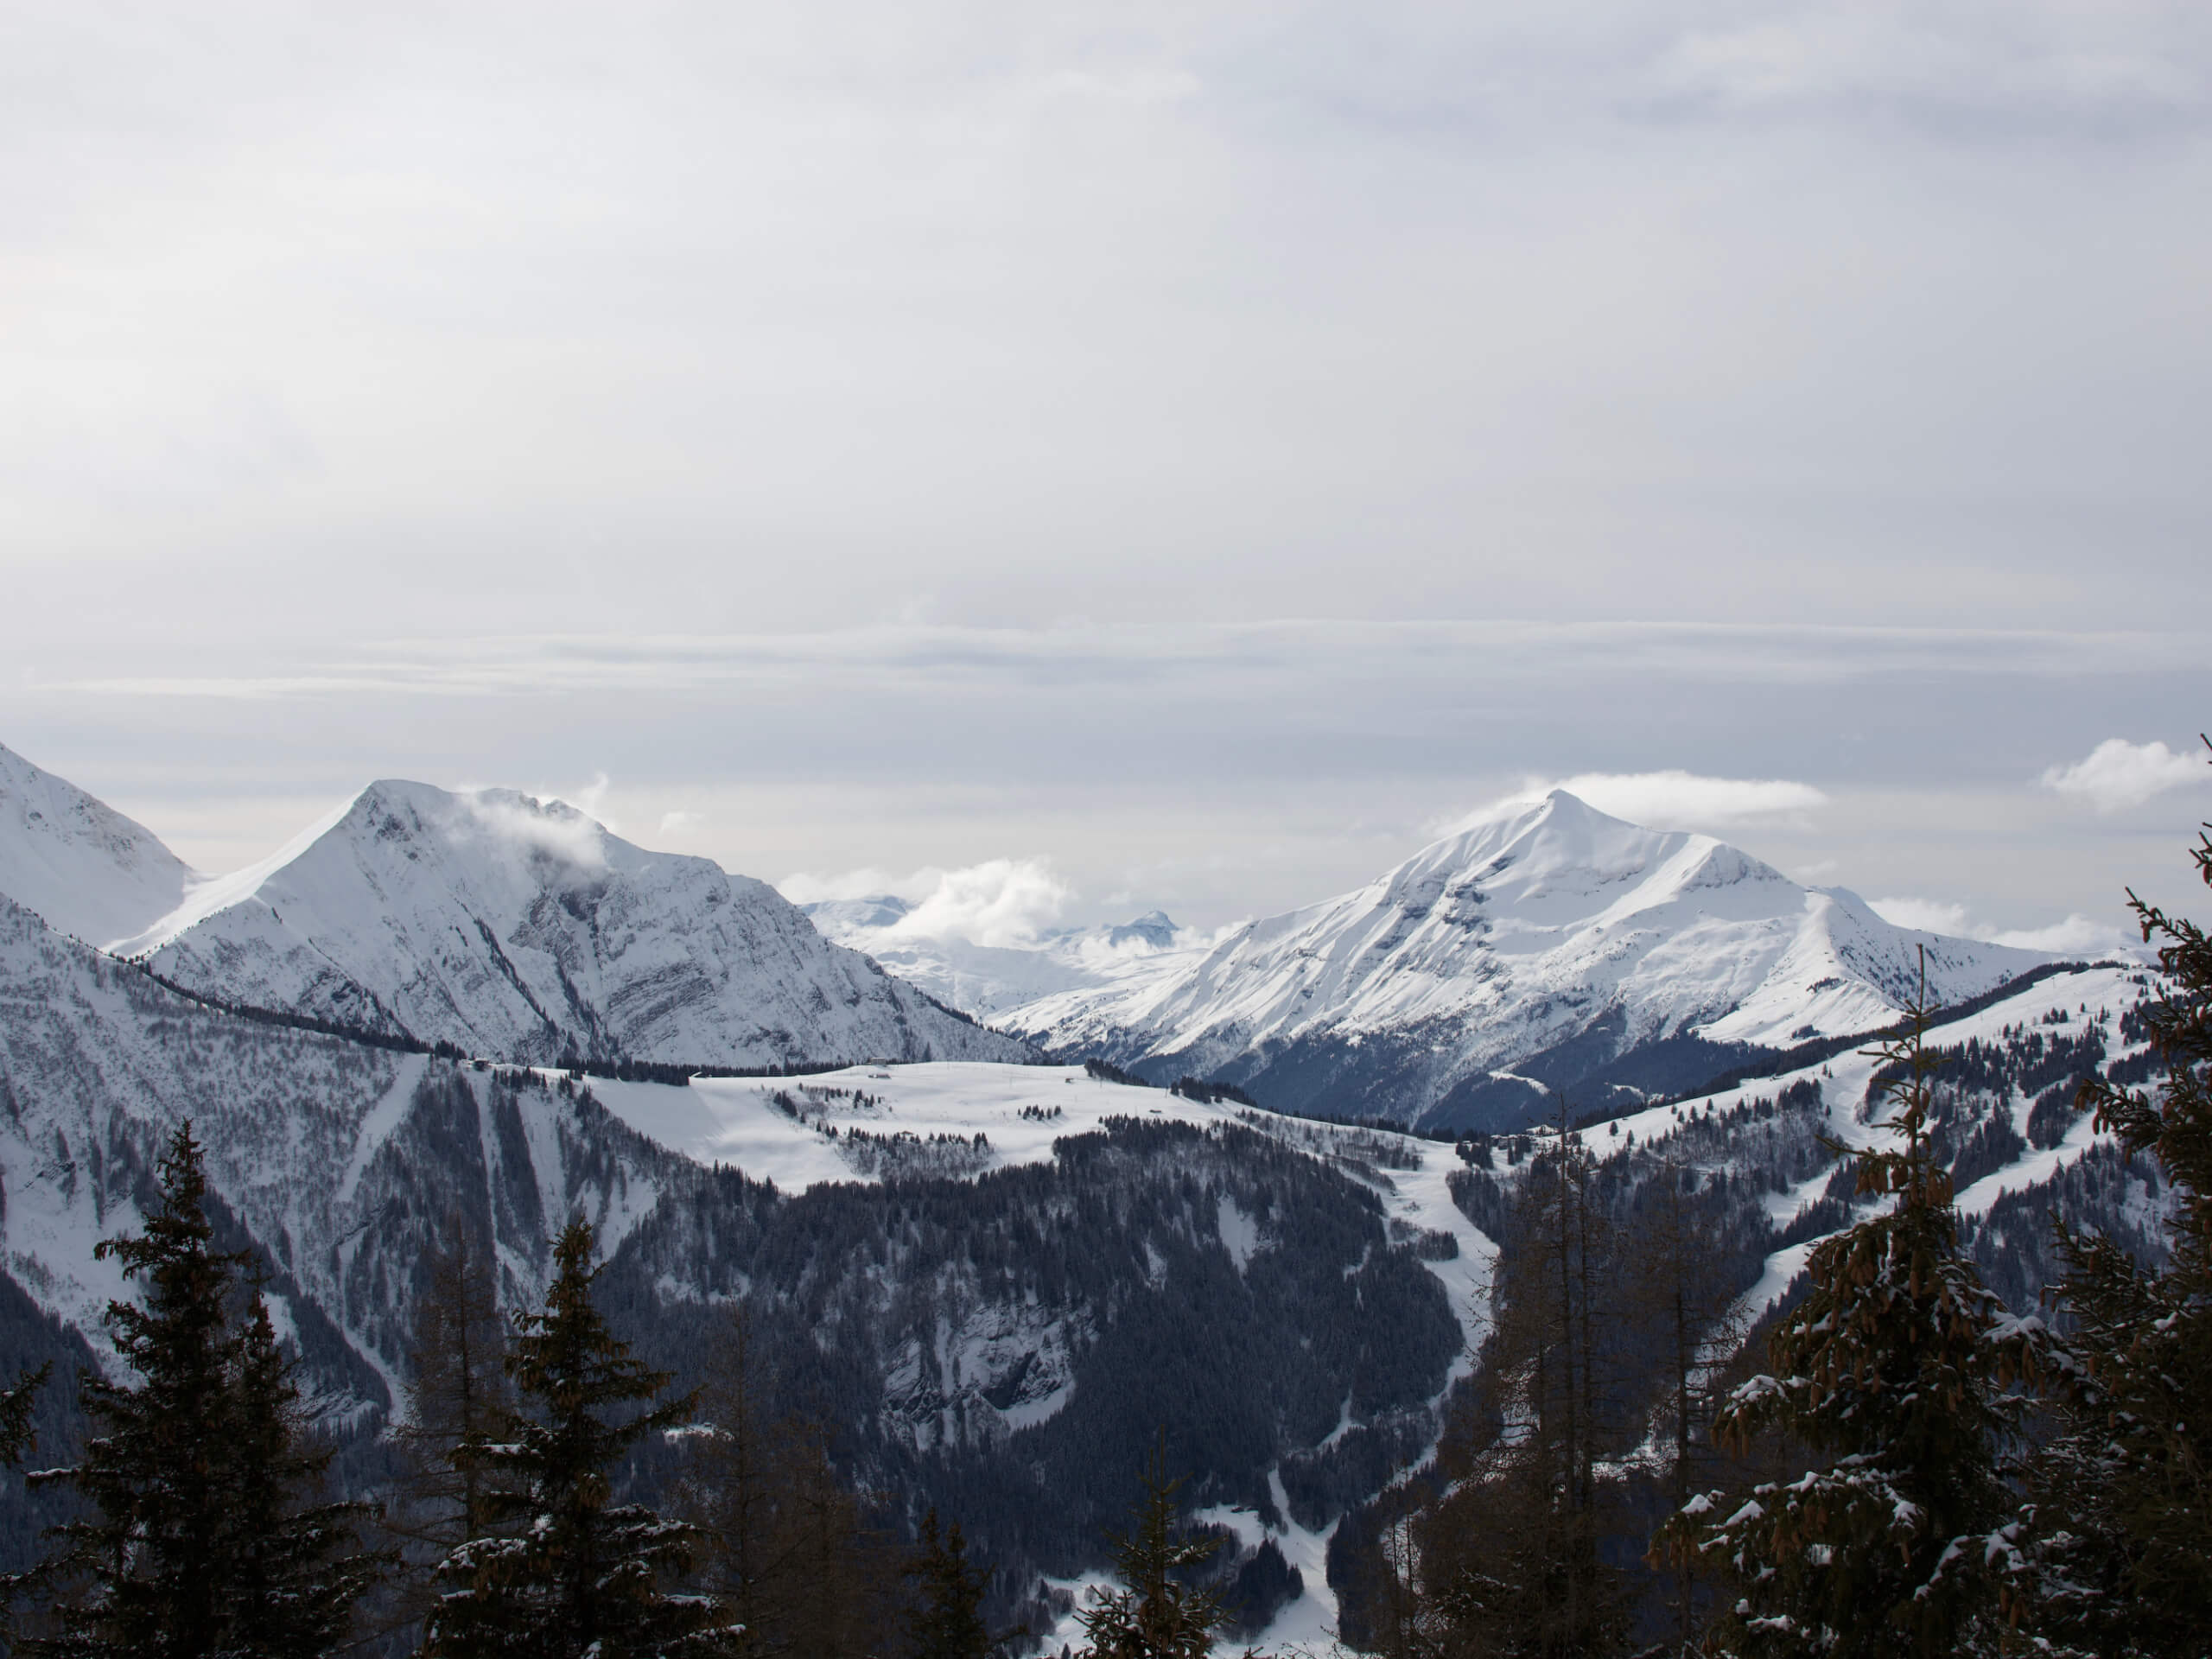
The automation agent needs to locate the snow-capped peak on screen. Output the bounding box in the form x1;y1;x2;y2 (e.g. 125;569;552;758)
116;776;1032;1069
1001;790;2058;1130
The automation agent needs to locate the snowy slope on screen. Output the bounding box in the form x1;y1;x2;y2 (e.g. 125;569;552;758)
802;896;1205;1019
118;779;1032;1068
0;890;678;1403
0;741;196;950
1572;962;2158;1327
591;1055;1494;1656
0;894;1471;1640
1004;791;2057;1130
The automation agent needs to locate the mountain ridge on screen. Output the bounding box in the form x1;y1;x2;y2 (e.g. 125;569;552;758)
0;752;1031;1071
0;741;198;950
998;790;2062;1129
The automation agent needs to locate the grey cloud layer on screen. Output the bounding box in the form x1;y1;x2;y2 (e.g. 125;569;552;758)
3;3;2208;938
6;1;2210;643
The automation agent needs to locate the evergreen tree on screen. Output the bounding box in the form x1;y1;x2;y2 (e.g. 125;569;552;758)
1075;1436;1224;1659
2012;804;2212;1656
0;1361;51;1645
0;1366;45;1471
905;1509;995;1659
21;1122;378;1656
220;1291;385;1656
423;1219;740;1659
26;1123;245;1655
1656;953;2033;1657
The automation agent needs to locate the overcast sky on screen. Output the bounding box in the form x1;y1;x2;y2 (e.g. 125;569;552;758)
4;1;2209;948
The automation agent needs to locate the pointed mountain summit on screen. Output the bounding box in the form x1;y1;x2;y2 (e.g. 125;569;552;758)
1002;790;2055;1130
119;779;1030;1068
0;741;197;949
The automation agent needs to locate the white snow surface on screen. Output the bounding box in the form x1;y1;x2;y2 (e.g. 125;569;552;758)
112;779;1030;1069
1004;790;2057;1112
0;741;197;951
592;1061;1202;1189
1597;963;2150;1323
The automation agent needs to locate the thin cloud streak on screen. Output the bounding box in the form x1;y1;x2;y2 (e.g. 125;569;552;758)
33;620;2212;702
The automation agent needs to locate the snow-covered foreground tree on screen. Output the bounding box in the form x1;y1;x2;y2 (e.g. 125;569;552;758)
14;1122;380;1656
2010;809;2212;1656
1074;1438;1226;1659
1654;957;2041;1658
422;1219;741;1659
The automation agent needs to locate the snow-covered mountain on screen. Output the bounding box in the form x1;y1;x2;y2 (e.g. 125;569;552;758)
106;779;1031;1068
801;893;1205;1019
1001;791;2062;1129
0;887;1460;1637
0;741;196;950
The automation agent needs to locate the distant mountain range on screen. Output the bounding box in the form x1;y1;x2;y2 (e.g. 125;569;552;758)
800;893;1201;1019
990;791;2069;1130
3;741;2084;1127
0;742;1027;1069
0;736;2162;1649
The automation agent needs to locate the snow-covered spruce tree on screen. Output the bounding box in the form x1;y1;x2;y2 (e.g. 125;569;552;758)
1075;1437;1224;1659
20;1122;378;1656
2011;809;2212;1656
422;1220;740;1659
1654;954;2038;1658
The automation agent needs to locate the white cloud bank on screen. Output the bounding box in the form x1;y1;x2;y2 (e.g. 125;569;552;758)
454;790;608;872
780;858;1073;949
2041;739;2209;814
1867;895;2137;958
